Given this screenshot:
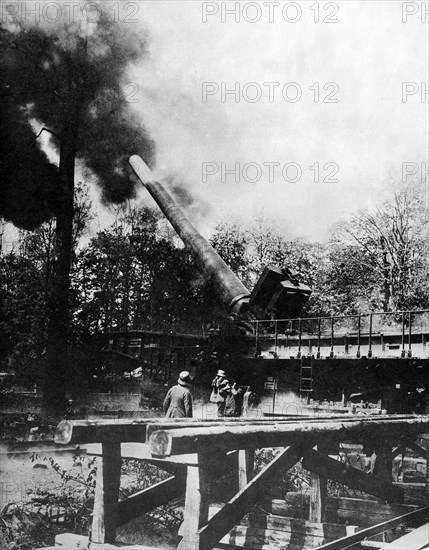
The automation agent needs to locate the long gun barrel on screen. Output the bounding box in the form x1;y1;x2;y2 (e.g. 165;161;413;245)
129;155;251;316
129;155;311;320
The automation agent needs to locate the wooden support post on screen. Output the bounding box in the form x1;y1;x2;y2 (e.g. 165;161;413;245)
91;443;121;544
426;447;429;496
309;444;328;523
238;448;254;489
178;453;212;550
309;470;327;523
374;440;392;484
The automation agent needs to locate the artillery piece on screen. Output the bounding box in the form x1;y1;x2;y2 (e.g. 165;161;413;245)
129;155;311;323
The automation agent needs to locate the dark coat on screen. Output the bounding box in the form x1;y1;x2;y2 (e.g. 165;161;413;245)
210;376;231;403
163;383;193;418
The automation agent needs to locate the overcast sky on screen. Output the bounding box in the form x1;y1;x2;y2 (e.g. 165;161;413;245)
2;0;427;247
125;0;428;241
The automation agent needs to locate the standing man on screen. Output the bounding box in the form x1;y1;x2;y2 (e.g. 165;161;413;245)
210;369;231;417
163;371;193;418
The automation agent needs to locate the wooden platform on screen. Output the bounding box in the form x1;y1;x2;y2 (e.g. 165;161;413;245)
46;416;429;550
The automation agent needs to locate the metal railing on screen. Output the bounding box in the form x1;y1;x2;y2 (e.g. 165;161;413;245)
238;309;429;359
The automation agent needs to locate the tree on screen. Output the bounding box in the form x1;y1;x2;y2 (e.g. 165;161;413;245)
0;7;153;412
72;205;215;340
329;176;428;312
210;216;321;301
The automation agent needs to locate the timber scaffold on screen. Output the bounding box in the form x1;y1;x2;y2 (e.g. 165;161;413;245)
45;415;429;550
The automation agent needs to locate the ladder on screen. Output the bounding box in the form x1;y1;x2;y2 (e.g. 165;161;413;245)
300;355;314;392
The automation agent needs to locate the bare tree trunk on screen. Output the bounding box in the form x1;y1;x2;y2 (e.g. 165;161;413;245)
380;237;391;312
43;98;80;415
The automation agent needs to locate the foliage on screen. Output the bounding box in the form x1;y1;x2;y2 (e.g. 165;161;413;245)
71;204;215;335
0;449;180;550
0;183;93;375
324;175;429;313
0;448;96;549
210;174;428;318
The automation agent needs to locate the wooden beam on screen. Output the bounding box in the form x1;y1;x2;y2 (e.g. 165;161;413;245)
309;469;327;522
55;419;148;445
117;475;186;526
315;506;429;550
148;416;429;456
238;449;254;489
302;449;403;503
58;416;332;445
91;443;122;544
379;522;429;549
197;445;304;550
374;440;393;483
405;438;429;460
391;445;404;461
426;447;429;497
178;453;213;550
309;443;329;523
55;415;426;445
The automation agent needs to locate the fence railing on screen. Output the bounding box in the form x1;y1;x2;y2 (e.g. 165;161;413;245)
235;309;429;359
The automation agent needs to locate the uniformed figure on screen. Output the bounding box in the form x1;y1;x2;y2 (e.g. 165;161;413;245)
210;369;231;417
224;380;243;417
163;371;193;418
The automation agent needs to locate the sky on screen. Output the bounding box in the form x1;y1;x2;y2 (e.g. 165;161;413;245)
2;0;428;247
125;0;428;241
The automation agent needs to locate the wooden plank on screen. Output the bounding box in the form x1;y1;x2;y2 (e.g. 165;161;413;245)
117;475;186;526
238;449;254;489
302;449;404;503
316;506;429;550
309;443;329;522
427;447;429;496
148;416;429;457
91;443;122;544
178;453;213;550
88;444;239;478
219;524;354;549
271;496;418;527
54;533;159;549
197;445;304;550
394;483;427;505
379;522;429;549
87;442;198;465
239;514;356;538
309;468;327;522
